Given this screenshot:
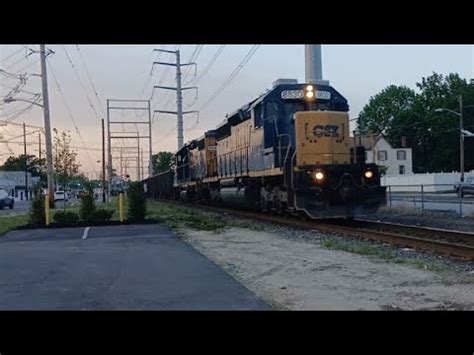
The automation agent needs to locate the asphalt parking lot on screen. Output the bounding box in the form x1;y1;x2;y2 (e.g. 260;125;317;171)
0;224;268;310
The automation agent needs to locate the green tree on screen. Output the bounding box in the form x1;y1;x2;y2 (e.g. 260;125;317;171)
29;186;46;226
413;73;474;172
358;72;474;173
151;151;174;175
79;184;96;223
53;128;81;188
0;154;46;182
358;85;417;140
127;181;146;222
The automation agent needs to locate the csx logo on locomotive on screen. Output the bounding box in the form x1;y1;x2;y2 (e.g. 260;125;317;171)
313;125;340;138
305;124;340;141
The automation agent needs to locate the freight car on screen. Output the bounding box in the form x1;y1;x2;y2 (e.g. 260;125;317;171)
143;170;174;199
144;79;386;219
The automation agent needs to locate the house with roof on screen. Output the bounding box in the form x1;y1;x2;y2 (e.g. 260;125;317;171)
351;135;413;176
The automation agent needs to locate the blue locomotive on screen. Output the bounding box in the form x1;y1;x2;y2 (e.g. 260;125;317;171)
143;79;386;219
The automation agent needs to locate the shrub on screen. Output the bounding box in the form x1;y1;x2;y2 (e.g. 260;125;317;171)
127;182;146;222
29;190;46;226
90;208;114;224
53;211;79;226
80;192;96;223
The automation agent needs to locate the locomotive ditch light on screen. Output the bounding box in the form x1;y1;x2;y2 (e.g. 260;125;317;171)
364;170;374;179
314;171;325;181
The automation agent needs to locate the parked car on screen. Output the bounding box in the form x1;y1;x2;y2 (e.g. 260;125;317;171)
54;190;69;202
0;188;15;210
454;176;474;197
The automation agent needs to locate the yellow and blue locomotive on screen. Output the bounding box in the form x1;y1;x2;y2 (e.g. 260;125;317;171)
144;79;386;219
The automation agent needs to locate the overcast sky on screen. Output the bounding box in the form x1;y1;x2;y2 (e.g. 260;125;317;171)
1;45;473;178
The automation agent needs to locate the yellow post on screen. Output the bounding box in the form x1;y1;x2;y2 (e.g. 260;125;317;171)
45;192;50;226
119;192;124;222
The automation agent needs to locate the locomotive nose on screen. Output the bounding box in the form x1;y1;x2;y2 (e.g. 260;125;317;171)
338;175;357;202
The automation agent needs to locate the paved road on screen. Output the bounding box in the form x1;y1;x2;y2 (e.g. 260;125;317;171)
0;224;268;310
0;198;97;217
0;200;30;216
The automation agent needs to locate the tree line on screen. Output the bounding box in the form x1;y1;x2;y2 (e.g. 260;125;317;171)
358;72;474;173
0;129;83;188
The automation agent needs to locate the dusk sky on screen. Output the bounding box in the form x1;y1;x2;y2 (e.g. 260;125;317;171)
1;45;473;178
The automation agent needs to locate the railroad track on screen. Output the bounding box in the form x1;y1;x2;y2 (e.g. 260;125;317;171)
155;199;474;260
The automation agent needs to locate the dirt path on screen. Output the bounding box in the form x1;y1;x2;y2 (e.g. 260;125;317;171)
180;226;474;310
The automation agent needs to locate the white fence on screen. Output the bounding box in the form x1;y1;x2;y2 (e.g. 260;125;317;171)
381;172;474;192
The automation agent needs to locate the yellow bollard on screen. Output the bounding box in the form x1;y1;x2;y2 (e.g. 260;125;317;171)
119;192;124;223
45;192;50;226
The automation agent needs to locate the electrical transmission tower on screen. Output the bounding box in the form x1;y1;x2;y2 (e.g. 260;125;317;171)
106;99;152;200
151;48;198;151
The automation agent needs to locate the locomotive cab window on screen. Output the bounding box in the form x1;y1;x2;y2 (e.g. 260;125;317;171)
285;102;305;122
253;105;263;128
264;101;279;121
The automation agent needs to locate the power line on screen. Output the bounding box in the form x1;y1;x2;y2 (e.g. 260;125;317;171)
152;45;182;103
74;45;106;115
192;45;226;85
184;45;259;133
155;45;257;144
182;45;203;83
3;53;28;71
62;46;102;124
141;45;165;98
0;68;24;79
0;100;39;122
160;45;199;110
1;46;26;64
69;46;130;153
199;45;260;112
11;58;41;76
47;60;98;174
0;125;16;154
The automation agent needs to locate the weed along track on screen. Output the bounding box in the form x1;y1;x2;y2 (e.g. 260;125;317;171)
154;199;474;260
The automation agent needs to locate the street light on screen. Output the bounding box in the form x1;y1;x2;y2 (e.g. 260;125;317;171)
3;96;43;108
435;97;474;182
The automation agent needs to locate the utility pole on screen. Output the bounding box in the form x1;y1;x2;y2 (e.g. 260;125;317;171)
38;132;42;160
147;100;152;177
106;99;112;202
137;133;141;181
120;149;123;178
140;148;144;181
460;95;465;182
40;44;55;205
23;123;28;201
152;49;198;151
176;50;184;149
101;118;106;203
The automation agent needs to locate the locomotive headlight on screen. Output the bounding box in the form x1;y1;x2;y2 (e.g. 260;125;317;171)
305;85;315;100
364;171;374;179
314;171;325;181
